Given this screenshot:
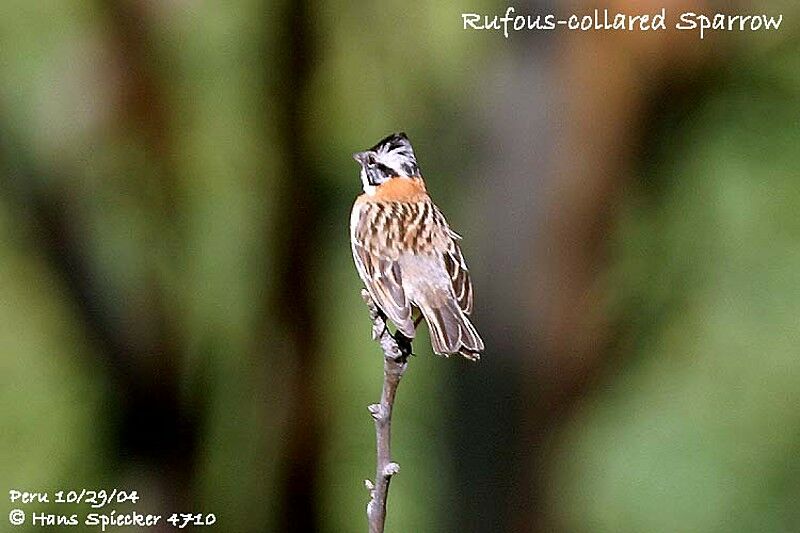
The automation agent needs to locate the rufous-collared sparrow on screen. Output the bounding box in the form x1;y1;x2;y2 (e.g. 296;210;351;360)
350;132;484;360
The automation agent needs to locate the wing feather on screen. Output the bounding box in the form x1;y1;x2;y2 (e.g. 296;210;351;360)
351;202;415;337
442;232;474;315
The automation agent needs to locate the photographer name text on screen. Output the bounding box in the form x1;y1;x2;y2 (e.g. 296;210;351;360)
7;488;216;530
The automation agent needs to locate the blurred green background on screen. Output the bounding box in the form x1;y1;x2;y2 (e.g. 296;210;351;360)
2;1;799;531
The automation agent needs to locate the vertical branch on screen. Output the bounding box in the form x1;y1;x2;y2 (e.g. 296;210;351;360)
269;0;323;529
361;289;411;533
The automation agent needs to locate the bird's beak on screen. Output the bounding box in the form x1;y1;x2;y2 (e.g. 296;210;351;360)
352;151;369;167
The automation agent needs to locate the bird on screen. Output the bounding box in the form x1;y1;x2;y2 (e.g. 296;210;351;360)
350;132;484;360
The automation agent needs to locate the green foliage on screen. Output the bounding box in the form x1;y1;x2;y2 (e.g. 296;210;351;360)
550;37;800;533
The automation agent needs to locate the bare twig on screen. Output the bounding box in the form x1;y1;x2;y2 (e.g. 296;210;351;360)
361;289;412;533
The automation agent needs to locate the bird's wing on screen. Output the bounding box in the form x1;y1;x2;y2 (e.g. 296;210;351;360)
426;204;474;316
442;231;474;315
350;201;415;337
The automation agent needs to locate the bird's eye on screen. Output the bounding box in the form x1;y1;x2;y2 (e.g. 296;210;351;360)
367;154;377;165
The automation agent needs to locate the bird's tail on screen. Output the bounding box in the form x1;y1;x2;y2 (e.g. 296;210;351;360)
418;297;484;360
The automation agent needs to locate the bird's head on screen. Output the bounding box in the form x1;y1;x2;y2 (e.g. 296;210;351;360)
353;132;420;193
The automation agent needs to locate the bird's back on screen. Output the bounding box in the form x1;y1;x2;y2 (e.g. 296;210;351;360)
350;177;483;358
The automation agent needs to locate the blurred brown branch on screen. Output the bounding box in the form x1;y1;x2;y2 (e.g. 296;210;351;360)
361;289;410;533
270;0;324;528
